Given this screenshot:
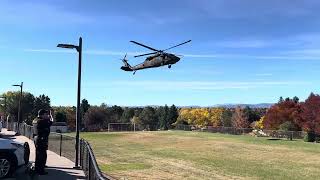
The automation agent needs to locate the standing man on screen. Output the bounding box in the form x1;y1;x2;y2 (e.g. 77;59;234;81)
33;109;53;175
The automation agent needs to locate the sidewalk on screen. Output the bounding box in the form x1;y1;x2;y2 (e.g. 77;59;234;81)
1;129;86;180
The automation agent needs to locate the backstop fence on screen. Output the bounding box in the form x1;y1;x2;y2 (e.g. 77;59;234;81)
4;122;112;180
175;124;306;139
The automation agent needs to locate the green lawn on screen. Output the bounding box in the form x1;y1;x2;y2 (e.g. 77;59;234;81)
79;131;320;180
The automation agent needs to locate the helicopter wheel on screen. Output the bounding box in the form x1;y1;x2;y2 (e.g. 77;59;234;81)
168;65;171;69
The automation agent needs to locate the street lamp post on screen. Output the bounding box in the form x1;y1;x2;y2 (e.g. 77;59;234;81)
57;37;82;168
12;82;23;123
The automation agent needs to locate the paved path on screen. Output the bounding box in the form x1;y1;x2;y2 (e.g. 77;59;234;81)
1;129;86;180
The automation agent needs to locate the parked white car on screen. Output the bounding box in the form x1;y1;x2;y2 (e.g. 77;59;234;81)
0;138;30;178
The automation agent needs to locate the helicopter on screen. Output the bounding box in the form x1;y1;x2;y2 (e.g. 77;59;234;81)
121;40;191;75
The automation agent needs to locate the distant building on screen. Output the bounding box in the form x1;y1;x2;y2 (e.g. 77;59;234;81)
50;122;68;133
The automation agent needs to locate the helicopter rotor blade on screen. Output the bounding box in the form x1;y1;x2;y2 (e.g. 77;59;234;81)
163;40;191;51
130;41;159;52
134;52;157;58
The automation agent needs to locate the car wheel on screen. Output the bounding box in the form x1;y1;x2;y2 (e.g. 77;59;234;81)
0;155;15;178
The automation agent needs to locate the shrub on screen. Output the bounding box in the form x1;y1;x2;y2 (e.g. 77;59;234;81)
304;131;316;142
315;136;320;143
279;121;296;131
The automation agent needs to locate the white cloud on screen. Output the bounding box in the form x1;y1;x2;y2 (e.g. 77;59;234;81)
215;40;269;48
86;80;310;91
23;48;320;60
255;73;273;77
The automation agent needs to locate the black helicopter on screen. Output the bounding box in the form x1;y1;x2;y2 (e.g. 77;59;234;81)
121;40;191;75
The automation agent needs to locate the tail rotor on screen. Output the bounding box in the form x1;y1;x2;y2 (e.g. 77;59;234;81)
120;53;133;72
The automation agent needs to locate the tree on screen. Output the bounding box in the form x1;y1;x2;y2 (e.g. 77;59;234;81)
66;106;77;131
243;106;262;123
81;99;90;116
176;108;191;125
167;105;178;129
297;93;320;135
157;105;169;130
293;96;299;104
232;106;250;128
108;105;124;123
80;99;90;128
263;97;300;130
252;116;264;129
221;108;233;127
1;91;35;124
192;108;210;127
121;107;135;123
279;96;284;103
139;106;158;130
279;121;296;131
84;106;108;131
208;108;224;127
33;94;51;117
55;111;67;122
131;116;143;130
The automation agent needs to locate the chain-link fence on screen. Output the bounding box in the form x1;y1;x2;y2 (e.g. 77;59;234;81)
175;124;307;139
175;124;253;135
4;122;111;180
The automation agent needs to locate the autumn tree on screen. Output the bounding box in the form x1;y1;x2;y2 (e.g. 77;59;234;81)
252;116;264;129
232;106;250;128
297;93;320;135
192;108;210;127
208;108;224;127
176;108;191;125
263;97;300;130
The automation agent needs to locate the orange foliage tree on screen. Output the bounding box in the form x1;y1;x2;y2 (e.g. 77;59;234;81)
263;97;300;130
296;93;320;134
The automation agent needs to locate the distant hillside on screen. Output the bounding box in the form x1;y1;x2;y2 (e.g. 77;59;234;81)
213;103;273;108
121;104;274;109
177;103;273;109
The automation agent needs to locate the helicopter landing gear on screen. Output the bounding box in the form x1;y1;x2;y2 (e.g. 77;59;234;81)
133;71;136;75
168;65;172;69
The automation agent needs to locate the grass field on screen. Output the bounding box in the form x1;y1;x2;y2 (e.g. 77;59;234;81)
80;131;320;180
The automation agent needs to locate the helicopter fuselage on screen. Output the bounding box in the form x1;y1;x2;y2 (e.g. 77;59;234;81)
121;40;190;74
131;53;180;71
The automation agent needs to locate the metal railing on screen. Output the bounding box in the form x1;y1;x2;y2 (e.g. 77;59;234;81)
175;124;306;140
4;122;111;180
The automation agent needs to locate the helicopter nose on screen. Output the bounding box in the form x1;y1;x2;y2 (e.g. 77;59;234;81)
175;56;180;62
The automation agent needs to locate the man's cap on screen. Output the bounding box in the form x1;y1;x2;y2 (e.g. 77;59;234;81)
38;109;49;116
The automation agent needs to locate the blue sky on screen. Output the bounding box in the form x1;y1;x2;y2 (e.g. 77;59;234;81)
1;0;320;106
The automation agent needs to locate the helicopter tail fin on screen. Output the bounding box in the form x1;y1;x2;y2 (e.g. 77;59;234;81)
120;54;133;71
